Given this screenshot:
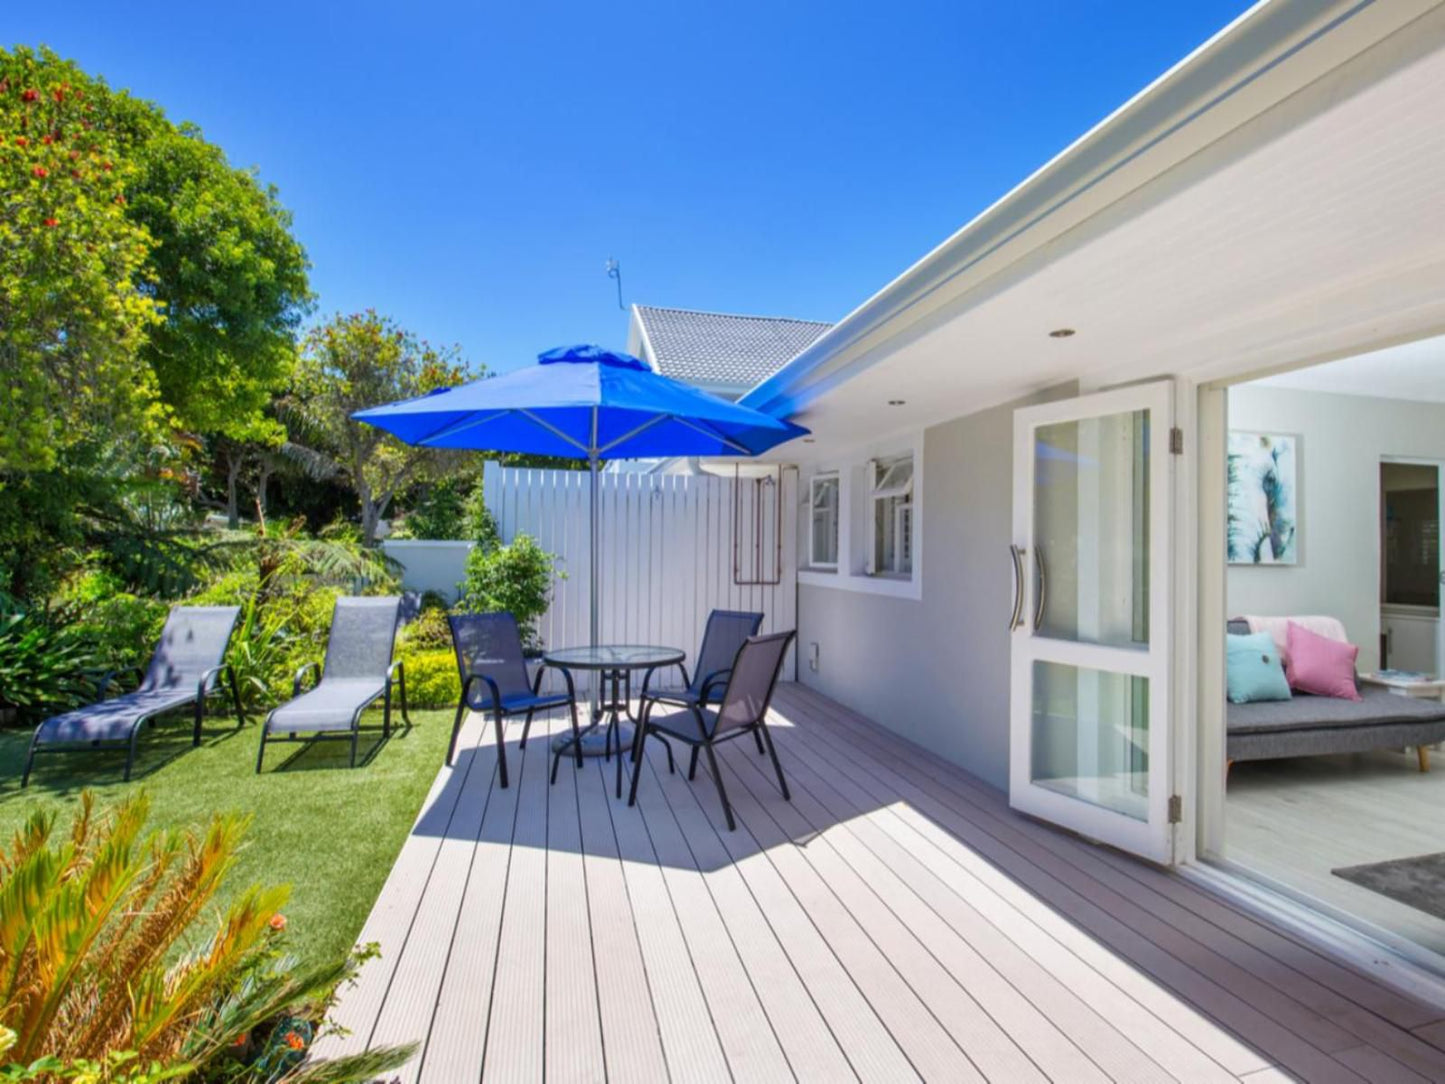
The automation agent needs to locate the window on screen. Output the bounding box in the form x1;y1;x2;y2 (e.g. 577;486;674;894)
809;473;839;567
870;455;913;575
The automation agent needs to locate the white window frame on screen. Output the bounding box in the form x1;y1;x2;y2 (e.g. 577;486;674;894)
798;432;922;600
808;472;840;569
868;454;914;577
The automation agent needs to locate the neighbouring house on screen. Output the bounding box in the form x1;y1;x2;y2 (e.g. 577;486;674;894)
603;0;1445;994
626;304;832;401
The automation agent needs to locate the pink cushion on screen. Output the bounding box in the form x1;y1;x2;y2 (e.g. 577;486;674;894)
1285;622;1361;701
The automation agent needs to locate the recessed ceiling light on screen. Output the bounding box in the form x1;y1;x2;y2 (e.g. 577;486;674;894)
887;399;906;406
1049;328;1076;339
803;438;815;443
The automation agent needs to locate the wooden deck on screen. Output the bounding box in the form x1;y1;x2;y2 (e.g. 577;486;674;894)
317;684;1445;1082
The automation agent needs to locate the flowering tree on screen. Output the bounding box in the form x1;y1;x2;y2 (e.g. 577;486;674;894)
0;45;311;463
284;311;472;543
0;47;161;469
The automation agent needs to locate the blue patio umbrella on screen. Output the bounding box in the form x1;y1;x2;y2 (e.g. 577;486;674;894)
353;344;808;662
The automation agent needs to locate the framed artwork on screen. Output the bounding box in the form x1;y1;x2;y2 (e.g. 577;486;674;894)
1228;431;1298;565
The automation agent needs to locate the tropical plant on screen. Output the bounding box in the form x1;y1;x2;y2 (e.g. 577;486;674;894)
281;311;472;544
0;792;414;1080
0;610;99;726
457;534;559;650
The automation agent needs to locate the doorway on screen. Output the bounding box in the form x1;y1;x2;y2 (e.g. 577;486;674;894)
1199;337;1445;965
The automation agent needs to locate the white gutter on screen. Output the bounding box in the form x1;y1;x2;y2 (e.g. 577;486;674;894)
742;0;1436;417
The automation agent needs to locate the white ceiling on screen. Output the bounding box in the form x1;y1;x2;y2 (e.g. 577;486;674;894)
784;14;1445;451
1251;336;1445;404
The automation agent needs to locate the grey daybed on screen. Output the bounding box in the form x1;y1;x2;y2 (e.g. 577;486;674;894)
1225;620;1445;769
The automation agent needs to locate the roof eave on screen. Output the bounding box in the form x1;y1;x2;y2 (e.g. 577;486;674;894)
741;0;1432;417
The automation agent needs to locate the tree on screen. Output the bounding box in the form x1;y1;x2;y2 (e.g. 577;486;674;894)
284;311;471;543
0;47;163;469
0;45;311;465
124;111;312;443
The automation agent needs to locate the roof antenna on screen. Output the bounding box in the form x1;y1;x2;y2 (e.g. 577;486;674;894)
605;257;624;311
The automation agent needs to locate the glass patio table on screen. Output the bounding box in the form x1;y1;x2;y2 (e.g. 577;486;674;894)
543;644;686;797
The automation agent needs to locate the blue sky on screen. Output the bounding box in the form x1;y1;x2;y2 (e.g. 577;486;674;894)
12;1;1251;373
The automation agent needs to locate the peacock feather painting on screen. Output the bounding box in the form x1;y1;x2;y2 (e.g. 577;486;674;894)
1227;431;1298;564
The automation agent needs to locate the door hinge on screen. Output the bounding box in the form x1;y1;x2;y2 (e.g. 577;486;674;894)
1169;427;1184;455
1167;794;1183;823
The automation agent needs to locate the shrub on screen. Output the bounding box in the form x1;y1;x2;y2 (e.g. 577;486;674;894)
399;648;459;709
0;610;99;726
399;606;452;652
457;533;558;650
58;569;170;675
393;475;472;540
0;792;414;1079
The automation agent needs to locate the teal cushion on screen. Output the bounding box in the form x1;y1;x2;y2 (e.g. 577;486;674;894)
1227;631;1293;704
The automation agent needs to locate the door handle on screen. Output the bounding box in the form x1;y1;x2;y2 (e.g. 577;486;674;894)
1009;545;1025;631
1034;546;1047;631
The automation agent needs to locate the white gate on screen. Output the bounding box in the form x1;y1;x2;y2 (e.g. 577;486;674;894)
483;462;798;679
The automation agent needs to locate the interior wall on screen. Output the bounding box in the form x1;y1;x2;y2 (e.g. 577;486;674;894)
796;382;1076;790
1226;384;1445;672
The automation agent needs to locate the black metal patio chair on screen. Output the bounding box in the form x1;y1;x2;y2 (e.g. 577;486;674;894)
257;596;407;771
447;612;579;787
628;629;795;831
23;605;244;785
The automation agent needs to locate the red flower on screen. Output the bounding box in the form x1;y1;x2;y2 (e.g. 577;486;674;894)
114;194;125;204
102;161;113;172
52;88;64;103
283;1031;306;1052
31;165;47;178
42;217;58;227
70;170;81;179
268;913;287;932
21;89;38;103
14;136;26;147
232;1032;249;1048
40;135;52;145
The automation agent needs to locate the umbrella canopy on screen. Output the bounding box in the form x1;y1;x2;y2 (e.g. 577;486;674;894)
353;345;809;705
353;344;808;458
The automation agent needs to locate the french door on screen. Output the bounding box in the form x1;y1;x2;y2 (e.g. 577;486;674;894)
1009;381;1176;863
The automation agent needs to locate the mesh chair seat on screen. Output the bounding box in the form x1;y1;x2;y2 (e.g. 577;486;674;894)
258;596;405;771
629;629;796;831
35;688;206;745
447;611;580;785
24;605;243;786
465;686;574;714
266;678;388;734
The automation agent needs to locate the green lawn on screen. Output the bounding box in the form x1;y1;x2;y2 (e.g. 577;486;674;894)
0;705;452;968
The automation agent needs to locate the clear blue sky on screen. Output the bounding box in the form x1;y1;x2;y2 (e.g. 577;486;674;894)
11;1;1251;372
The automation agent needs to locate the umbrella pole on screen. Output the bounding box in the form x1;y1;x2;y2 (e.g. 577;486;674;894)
589;452;600;722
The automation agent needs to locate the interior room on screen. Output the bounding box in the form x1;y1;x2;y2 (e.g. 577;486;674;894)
1222;334;1445;958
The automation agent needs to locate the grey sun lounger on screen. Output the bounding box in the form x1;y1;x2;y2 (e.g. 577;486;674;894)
23;605;244;786
257;596;407;771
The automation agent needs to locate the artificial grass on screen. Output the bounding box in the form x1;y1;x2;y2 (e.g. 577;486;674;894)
0;705;452;968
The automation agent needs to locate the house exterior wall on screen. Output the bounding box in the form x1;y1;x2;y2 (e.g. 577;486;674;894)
795;382;1076;790
1226;384;1445;673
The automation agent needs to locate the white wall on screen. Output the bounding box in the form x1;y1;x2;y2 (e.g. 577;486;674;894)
796;384;1075;791
380;540;474;603
1226;384;1445;672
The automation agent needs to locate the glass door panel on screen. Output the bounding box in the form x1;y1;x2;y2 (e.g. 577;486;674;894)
1011;382;1174;863
1033;411;1150;648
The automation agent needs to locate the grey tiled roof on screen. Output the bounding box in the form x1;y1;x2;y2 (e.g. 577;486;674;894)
635;305;832;390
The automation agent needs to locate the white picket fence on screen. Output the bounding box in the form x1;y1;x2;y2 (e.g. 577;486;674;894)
482;461;798;684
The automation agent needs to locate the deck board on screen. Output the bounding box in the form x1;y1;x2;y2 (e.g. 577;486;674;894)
325;683;1445;1082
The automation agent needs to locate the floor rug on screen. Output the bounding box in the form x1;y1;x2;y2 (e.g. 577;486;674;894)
1334;851;1445;922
